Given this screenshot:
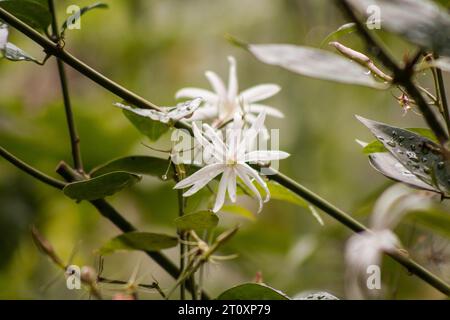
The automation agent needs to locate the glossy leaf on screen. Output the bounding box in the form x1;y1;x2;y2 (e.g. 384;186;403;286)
61;2;108;34
217;283;290;300
248;44;385;88
295;291;339;300
99;231;178;255
122;108;169;141
90;155;172;179
63;171;141;201
363;128;438;154
221;204;256;221
320;22;357;47
0;0;51;32
357;116;450;193
174;211;219;231
369;152;438;191
348;0;450;56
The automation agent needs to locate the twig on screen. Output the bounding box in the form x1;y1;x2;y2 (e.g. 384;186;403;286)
48;0;84;172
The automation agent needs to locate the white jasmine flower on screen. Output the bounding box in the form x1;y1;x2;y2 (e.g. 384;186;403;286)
0;24;9;52
175;56;284;124
345;184;435;299
173;112;289;213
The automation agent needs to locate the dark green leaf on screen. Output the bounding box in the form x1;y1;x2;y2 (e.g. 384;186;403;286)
357;115;450;193
61;2;108;34
123;108;169;141
348;0;450;56
248;44;386;88
90;155;172;179
295;291;339;300
217;283;290;300
363;128;438;154
98;231;178;255
0;0;51;32
174;211;219;231
63;171;141;201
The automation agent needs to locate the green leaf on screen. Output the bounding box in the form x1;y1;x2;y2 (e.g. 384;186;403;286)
2;42;39;63
221;204;256;221
90;155;172;179
217;283;290;300
63;171;141;201
363;128;438;154
407;209;450;239
174;211;219;231
368;152;439;191
98;231;178;255
348;0;450;57
123;108;169;141
61;2;108;34
247;43;386;88
320;22;357;47
0;0;51;32
295;291;339;300
357;116;450;193
266;180;308;208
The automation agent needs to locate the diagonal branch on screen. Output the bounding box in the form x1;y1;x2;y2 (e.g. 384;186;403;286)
338;0;449;145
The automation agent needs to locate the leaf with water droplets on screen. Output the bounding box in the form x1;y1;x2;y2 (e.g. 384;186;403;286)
369;152;439;192
357;115;450;194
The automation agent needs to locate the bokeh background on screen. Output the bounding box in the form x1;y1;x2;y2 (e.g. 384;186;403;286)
1;0;449;299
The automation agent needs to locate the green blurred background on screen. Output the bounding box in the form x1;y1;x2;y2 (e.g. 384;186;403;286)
0;0;449;299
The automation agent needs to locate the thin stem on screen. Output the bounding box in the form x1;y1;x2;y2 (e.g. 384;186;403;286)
177;190;186;300
0;146;66;189
2;6;449;295
338;0;449;145
435;58;450;135
48;0;83;172
56;161;210;300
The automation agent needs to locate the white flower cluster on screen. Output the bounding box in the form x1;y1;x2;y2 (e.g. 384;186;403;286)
118;56;289;213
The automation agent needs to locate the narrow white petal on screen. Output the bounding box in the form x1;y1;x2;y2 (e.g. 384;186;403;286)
235;166;263;213
205;71;227;99
244;103;284;118
213;168;231;212
227;56;238;101
238;111;266;154
175;88;217;101
188;105;218;121
183;178;213;197
174;163;225;189
240;163;270;202
227;168;237;203
239;84;281;103
244;150;290;162
203;124;227;159
192;123;222;163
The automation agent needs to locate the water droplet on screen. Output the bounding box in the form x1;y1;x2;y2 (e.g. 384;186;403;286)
438;162;445;169
397;149;404;155
423;166;431;174
406;151;419;162
377;136;385;141
387;141;396;147
422;157;427;163
410;144;416;151
161;174;168;180
392;131;397;137
398;136;405;142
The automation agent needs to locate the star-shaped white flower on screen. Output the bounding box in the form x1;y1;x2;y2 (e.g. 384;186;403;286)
173;112;289;213
175;56;284;124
